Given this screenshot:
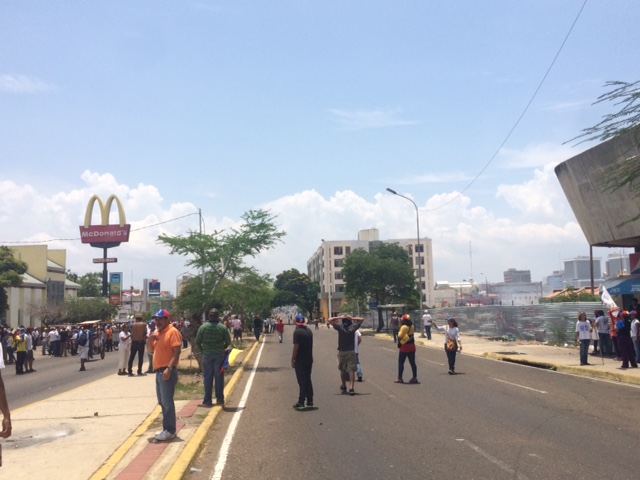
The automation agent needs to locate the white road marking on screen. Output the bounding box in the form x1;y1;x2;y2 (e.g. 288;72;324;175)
210;340;266;480
464;439;532;480
491;377;548;394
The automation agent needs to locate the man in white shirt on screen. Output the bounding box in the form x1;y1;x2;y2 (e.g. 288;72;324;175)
421;310;432;339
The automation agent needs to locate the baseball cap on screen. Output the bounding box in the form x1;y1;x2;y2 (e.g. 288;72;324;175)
155;309;170;319
402;314;410;320
295;315;306;326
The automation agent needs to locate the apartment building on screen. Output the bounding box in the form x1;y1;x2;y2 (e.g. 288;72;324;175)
307;228;434;318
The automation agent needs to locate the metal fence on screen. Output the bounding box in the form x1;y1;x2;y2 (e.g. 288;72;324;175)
364;302;603;345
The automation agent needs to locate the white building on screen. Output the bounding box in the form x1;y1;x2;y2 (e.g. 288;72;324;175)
307;228;434;318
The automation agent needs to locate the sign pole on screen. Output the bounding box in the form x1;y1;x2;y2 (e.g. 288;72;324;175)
102;247;109;297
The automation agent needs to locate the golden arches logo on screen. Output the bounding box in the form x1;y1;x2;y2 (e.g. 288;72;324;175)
83;194;127;228
79;194;130;246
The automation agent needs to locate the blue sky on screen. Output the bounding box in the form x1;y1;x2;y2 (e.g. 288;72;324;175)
1;1;639;293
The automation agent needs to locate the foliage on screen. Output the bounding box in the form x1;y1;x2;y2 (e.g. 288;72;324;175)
272;269;320;318
0;246;28;318
342;243;419;309
339;295;369;316
540;287;600;304
64;297;118;324
568;80;640;224
158;209;285;312
214;270;274;320
67;271;103;297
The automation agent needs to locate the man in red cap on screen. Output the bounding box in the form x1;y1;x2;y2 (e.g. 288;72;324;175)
152;309;182;442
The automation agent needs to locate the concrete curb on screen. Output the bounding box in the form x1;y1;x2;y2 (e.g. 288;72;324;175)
164;340;262;480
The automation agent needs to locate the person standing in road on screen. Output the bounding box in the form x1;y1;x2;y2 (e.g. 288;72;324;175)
128;314;148;376
276;317;285;343
0;342;12;438
117;323;131;376
328;314;364;396
253;315;264;342
77;327;90;371
152;309;182;442
432;317;462;375
13;328;27;375
390;312;400;343
576;312;592;366
395;314;419;384
291;315;314;410
421;310;432;339
196;308;231;408
594;310;611;357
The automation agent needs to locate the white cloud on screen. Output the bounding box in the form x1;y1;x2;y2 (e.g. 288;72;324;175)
328;108;418;130
0;74;55;93
499;143;577;169
0;169;594;292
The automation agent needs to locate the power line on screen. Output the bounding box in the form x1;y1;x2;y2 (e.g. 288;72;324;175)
425;0;588;212
0;211;200;245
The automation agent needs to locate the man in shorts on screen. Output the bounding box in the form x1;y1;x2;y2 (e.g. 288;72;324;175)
327;315;364;396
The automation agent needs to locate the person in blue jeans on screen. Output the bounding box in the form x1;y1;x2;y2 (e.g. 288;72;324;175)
196;308;231;407
253;315;264;342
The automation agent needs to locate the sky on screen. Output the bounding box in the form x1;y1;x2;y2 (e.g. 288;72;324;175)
1;1;639;294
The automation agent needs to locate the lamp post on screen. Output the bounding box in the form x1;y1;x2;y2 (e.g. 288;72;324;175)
386;188;423;309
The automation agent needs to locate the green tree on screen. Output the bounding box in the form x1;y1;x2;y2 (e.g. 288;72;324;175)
272;269;320;318
342;243;418;331
0;246;28;318
159;209;285;312
539;287;599;303
64;297;118;323
67;272;103;297
568;80;640;224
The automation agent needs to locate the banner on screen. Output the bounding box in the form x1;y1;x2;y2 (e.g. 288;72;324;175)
109;272;122;306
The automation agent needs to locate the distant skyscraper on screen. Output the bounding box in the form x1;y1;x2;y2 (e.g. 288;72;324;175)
503;268;531;284
563;256;602;287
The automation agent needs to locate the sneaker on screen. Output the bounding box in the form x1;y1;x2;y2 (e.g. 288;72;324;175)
448;370;454;375
408;378;420;384
199;403;214;408
306;402;314;408
292;403;305;410
128;373;135;377
348;389;355;396
394;379;404;383
340;385;347;394
154;430;176;442
137;372;146;376
357;376;363;382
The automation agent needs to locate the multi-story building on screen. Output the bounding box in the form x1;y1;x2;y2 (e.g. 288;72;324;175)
563;256;603;288
307;228;434;318
605;253;630;278
5;245;79;328
504;268;531;284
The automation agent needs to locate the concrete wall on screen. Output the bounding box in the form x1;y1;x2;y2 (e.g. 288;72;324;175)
555;131;640;248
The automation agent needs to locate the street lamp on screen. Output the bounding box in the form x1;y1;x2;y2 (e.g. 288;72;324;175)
386;188;423;309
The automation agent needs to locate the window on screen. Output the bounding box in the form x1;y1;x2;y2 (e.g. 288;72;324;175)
335;272;343;280
407;245;413;256
345;246;351;255
335;285;345;293
334;259;343;268
416;244;424;253
334;246;343;255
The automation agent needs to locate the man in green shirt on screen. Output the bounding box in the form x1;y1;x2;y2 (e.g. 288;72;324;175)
196;308;231;407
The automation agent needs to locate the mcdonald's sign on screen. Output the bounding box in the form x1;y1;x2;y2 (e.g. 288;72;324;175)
79;195;131;248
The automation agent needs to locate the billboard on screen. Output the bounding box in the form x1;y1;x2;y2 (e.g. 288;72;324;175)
148;279;161;297
109;272;122;306
79;195;131;248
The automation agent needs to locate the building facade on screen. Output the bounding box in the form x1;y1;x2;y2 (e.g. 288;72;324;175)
563;256;603;288
5;245;79;328
307;228;434;318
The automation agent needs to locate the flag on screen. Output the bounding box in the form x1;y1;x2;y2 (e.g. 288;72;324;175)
600;284;618;311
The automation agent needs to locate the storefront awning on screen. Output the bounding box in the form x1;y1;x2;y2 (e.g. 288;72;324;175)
603;275;640;295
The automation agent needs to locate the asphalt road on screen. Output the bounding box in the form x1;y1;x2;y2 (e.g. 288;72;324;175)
2;347;121;409
187;327;640;480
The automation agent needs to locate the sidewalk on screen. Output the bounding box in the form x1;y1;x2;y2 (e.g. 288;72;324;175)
2;331;639;480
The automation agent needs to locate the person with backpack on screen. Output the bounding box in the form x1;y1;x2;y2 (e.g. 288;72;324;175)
395;314;419;384
432;317;463;375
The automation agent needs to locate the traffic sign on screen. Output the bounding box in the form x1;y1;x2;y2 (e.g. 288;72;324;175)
93;258;117;263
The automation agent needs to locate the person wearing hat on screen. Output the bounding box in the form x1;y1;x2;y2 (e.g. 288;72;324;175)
395;314;419;384
195;308;231;408
128;313;148;376
152;309;182;442
421;310;432;340
431;317;462;375
291;315;313;409
327;314;364;396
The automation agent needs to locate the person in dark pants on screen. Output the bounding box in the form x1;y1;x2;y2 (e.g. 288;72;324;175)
395;314;418;384
616;310;638;369
196;308;231;407
128;314;148;376
432;317;463;375
291;315;314;409
253;315;264;342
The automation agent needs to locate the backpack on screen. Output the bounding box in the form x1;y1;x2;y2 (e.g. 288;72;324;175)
78;331;88;347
